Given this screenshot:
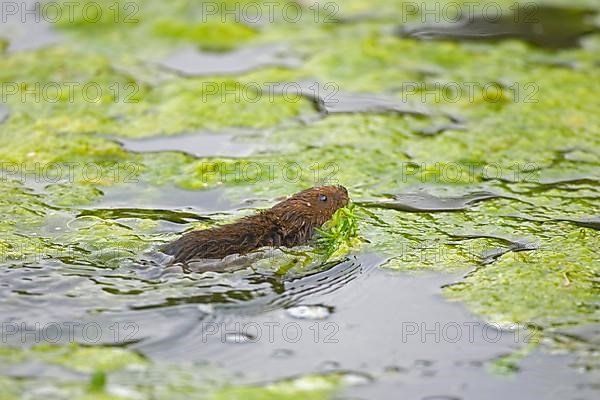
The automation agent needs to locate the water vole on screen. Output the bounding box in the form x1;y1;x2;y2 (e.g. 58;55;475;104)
163;185;349;263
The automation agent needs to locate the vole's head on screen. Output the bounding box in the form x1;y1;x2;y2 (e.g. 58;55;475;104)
272;185;349;229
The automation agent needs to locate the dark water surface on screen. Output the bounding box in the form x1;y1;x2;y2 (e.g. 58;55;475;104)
3;248;599;398
401;6;599;49
359;190;504;212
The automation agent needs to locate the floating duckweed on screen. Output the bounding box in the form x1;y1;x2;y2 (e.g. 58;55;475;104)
212;373;346;400
153;20;258;51
33;343;147;373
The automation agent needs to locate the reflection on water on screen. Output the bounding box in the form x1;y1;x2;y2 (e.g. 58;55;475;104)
78;208;210;225
270;79;432;116
158;44;300;75
401;6;599;49
560;216;600;231
90;184;243;213
0;105;8;124
359;190;503;212
106;129;265;158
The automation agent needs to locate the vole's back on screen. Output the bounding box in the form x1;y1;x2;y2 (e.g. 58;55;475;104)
163;213;278;262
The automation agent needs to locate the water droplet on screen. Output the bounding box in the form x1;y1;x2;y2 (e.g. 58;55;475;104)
384;365;407;374
107;386;144;399
224;332;256;344
286;304;333;320
414;359;435;368
196;304;214;314
271;348;294;359
319;360;340;371
340;371;374;386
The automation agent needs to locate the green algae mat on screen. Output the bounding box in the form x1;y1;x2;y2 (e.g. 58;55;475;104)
1;0;599;398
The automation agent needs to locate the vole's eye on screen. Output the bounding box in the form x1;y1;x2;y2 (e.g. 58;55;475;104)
319;194;328;202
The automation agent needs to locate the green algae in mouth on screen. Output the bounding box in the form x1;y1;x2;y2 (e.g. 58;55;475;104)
315;204;362;261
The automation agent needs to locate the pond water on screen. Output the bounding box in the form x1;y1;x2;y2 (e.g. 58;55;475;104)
401;6;599;49
1;1;599;399
106;129;266;158
3;250;599;398
158;44;301;75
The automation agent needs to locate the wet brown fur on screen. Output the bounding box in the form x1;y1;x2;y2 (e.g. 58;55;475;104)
163;186;349;263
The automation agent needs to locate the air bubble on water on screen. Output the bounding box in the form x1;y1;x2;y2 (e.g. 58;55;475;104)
319;360;340;371
340;371;374;386
271;348;294;358
224;332;255;344
286;304;332;320
197;304;214;314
